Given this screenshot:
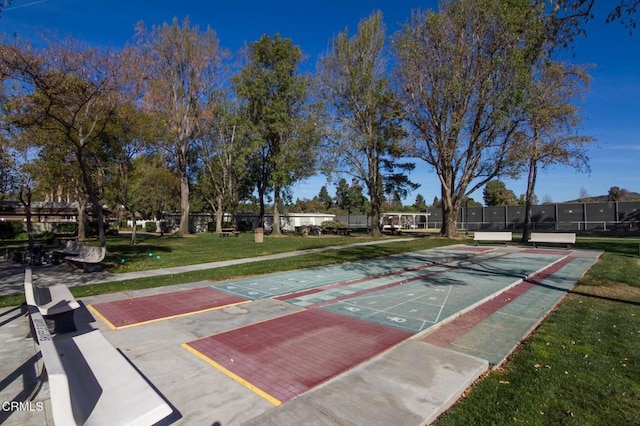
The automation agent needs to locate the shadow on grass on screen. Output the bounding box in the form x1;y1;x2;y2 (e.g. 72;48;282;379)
576;238;640;257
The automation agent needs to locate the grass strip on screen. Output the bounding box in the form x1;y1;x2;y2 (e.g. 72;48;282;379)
435;238;640;425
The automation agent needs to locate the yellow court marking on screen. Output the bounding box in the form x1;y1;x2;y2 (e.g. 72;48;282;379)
181;343;282;406
87;304;118;330
88;300;252;330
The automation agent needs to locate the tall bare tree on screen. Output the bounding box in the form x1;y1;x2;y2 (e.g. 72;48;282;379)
317;11;406;237
546;0;640;38
197;92;250;232
394;0;541;237
0;1;10;18
517;61;594;242
135;17;223;236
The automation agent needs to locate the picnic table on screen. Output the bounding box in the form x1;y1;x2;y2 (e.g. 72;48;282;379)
8;245;45;265
219;227;240;237
321;226;352;236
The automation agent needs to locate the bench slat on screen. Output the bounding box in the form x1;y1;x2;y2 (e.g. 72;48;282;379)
28;310;172;425
29;308;77;426
56;331;173;425
529;232;575;249
473;232;512;241
473;231;512;246
529;232;576;244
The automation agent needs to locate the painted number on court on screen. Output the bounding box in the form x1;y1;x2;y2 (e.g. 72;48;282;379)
386;316;407;323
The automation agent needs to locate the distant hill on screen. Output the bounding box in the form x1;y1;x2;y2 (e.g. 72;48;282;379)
566;191;640;203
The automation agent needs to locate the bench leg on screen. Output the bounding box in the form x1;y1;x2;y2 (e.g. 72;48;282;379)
83;263;103;273
44;311;77;334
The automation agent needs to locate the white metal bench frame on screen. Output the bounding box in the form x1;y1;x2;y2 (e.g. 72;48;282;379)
27;309;173;425
473;231;513;246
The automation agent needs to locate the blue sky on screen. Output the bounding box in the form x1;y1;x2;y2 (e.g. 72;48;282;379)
2;0;638;204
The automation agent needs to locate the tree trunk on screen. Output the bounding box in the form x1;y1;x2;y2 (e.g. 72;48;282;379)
439;183;459;238
441;203;459;237
88;192;106;247
77;201;87;241
368;150;382;238
273;188;281;236
130;211;138;245
521;157;538;243
19;186;34;252
369;191;382;237
76;146;106;246
257;184;266;229
179;172;190;236
215;194;224;234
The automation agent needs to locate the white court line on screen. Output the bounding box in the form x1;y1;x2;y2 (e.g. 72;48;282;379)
335;291;443;332
434;285;453;324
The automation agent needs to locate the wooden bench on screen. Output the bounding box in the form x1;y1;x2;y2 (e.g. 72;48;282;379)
24;268;80;334
65;245;106;272
27;308;173;425
473;231;513;246
219;227;240;237
529;232;576;248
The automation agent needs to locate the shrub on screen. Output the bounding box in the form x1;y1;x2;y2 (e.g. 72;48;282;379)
159;221;171;234
0;222;21;239
57;222;78;234
145;221;158;233
321;220;346;230
238;220;252;232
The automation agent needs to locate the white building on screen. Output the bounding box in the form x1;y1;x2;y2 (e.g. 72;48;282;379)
234;212;336;232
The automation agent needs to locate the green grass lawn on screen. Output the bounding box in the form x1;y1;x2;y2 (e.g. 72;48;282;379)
102;232;387;273
435;237;640;425
67;233;459;299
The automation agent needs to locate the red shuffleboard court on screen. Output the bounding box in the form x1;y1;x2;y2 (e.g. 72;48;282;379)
89;287;247;329
445;245;493;252
520;248;571;255
183;309;413;405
